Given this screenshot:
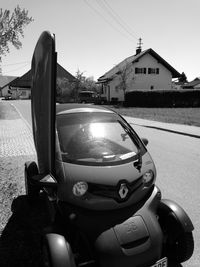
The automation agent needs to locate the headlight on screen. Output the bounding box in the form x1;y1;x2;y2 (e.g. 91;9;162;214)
142;170;154;186
73;181;88;197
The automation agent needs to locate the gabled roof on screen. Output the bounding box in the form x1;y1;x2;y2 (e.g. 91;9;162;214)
0;75;17;89
183;77;200;88
9;70;31;88
57;63;76;82
98;48;181;82
9;63;76;88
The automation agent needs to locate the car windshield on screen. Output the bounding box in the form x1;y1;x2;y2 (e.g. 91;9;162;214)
56;112;139;165
79;92;94;97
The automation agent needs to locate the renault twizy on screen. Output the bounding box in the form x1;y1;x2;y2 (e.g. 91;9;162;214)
25;31;194;267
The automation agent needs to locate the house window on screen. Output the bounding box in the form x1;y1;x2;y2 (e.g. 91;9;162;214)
148;68;159;74
20;91;26;96
135;67;146;74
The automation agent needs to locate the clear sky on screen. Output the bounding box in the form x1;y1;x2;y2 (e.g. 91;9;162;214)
1;0;200;81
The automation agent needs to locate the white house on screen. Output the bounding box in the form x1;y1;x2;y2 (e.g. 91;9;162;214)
98;47;181;101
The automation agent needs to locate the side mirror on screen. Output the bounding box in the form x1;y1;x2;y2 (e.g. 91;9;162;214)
141;138;148;146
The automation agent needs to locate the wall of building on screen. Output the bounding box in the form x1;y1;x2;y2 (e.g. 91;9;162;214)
106;53;173;101
1;86;10;97
129;54;172;90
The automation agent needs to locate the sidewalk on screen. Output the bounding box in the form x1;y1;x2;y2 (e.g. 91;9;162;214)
0;118;36;158
124;116;200;139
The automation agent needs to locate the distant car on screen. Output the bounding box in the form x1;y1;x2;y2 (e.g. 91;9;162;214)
78;90;97;103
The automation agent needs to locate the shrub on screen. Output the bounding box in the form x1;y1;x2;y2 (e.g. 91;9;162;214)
125;90;200;107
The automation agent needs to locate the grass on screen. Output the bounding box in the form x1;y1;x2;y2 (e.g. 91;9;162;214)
110;106;200;127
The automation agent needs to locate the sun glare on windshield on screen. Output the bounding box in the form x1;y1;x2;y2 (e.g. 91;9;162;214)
89;123;105;138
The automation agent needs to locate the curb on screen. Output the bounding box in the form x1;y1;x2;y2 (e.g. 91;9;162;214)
10;103;32;132
129;122;200;139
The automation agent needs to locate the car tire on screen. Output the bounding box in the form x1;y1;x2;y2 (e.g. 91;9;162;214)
42;233;76;267
168;232;194;263
24;161;39;198
159;210;194;263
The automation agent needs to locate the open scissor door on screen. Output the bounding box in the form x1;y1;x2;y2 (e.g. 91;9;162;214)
31;31;57;175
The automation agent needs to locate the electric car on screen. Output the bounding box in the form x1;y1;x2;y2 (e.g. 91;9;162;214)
24;31;194;267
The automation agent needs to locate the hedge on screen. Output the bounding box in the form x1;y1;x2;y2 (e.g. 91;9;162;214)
125;90;200;107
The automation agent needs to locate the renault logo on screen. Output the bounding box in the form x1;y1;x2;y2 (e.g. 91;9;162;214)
119;183;129;199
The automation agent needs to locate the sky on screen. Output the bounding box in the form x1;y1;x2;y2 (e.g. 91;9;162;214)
1;0;200;81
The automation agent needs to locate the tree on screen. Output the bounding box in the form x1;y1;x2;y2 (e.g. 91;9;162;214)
56;77;75;102
117;60;132;101
83;76;95;90
0;5;33;71
71;69;85;100
178;72;188;83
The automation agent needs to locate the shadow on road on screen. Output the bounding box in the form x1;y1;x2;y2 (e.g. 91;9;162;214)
0;195;50;267
0;195;183;267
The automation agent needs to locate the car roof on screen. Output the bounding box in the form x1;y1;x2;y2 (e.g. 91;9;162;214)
79;91;95;94
56;103;114;115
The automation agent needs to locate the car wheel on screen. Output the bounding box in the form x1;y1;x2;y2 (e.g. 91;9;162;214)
167;232;194;263
159;210;194;263
42;233;76;267
24;161;39;198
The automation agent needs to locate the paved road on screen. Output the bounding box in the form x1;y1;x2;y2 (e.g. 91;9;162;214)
11;100;200;267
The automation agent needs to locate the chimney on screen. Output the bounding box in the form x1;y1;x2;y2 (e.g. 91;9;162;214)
136;47;142;55
136;37;143;55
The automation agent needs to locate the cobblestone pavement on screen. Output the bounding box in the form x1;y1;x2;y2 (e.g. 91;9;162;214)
0;119;36;158
0;112;45;266
0;116;37;233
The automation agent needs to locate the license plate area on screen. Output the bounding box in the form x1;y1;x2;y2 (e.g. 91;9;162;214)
150;257;167;267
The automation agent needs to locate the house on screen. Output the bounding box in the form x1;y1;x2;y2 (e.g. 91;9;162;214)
0;75;17;97
9;70;32;99
172;81;186;90
5;63;76;99
97;45;181;102
182;77;200;89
